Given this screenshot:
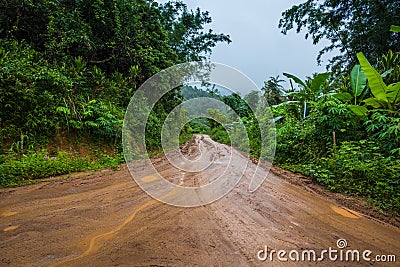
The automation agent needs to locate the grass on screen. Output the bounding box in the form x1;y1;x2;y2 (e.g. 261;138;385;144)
0;150;124;187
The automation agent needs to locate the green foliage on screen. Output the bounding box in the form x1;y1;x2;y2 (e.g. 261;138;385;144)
181;85;216;99
206;108;230;133
358;53;388;101
0;40;62;139
0;0;229;142
271;52;399;215
2;0;175;77
313;95;364;143
261;76;286;105
378;50;400;84
0;150;123;187
188;118;211;134
350;65;367;101
281;72;330;120
0;39;123;143
279;0;400;72
365;113;400;154
390;25;400;32
244;118;262;158
1;0;230;76
210;126;231;145
160;0;231;61
0;0;229;185
336;65;369;119
221;93;251;118
357;52;400;112
289;141;400;215
275;118;320;164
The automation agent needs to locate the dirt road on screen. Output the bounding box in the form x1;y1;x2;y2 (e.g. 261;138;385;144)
1;135;399;266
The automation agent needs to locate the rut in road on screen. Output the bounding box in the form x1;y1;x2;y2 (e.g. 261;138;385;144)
49;199;158;266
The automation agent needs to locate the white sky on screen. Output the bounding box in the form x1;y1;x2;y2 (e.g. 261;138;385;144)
157;0;335;88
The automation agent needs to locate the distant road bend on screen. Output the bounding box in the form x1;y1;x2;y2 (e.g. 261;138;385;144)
0;135;399;266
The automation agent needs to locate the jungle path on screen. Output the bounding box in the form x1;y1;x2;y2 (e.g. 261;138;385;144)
0;135;399;266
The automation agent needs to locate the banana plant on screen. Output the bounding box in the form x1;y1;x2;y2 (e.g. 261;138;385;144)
357;52;400;114
379;50;400;84
282;72;330;119
332;64;369;119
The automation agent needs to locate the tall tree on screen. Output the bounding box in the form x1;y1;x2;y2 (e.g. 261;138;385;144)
262;76;286;105
0;0;231;144
0;0;177;77
1;0;231;75
279;0;400;73
159;0;231;62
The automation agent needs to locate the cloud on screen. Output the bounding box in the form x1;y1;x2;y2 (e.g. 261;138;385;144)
158;0;335;88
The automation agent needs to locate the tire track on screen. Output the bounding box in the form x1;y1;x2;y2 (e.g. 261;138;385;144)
49;198;157;266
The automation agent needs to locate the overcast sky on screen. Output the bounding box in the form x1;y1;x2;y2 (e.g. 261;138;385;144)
157;0;334;89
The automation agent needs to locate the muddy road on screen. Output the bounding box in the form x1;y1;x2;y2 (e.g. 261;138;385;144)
1;135;399;266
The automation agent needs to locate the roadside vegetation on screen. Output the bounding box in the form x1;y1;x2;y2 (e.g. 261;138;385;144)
1;0;399;216
271;51;400;215
181;1;400;216
273;0;400;215
0;0;230;185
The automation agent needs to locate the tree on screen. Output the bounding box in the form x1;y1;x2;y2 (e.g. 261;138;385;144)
279;0;400;73
282;72;330;119
261;76;286;105
159;0;231;62
0;0;231;146
0;0;177;78
1;0;231;76
222;93;250;118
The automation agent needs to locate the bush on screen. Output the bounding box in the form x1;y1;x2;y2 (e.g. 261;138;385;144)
210;126;231;145
275;118;321;164
283;140;400;215
0;150;123;187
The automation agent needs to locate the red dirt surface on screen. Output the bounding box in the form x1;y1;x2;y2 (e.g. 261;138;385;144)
1;135;399;266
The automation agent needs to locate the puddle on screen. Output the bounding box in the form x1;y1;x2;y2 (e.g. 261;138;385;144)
3;225;19;232
140;175;158;183
1;211;17;217
331;206;361;219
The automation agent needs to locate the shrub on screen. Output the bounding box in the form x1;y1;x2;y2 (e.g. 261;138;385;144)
284;140;400;215
0;150;123;187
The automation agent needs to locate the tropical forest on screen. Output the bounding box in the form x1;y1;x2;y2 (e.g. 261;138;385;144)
0;2;400;264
